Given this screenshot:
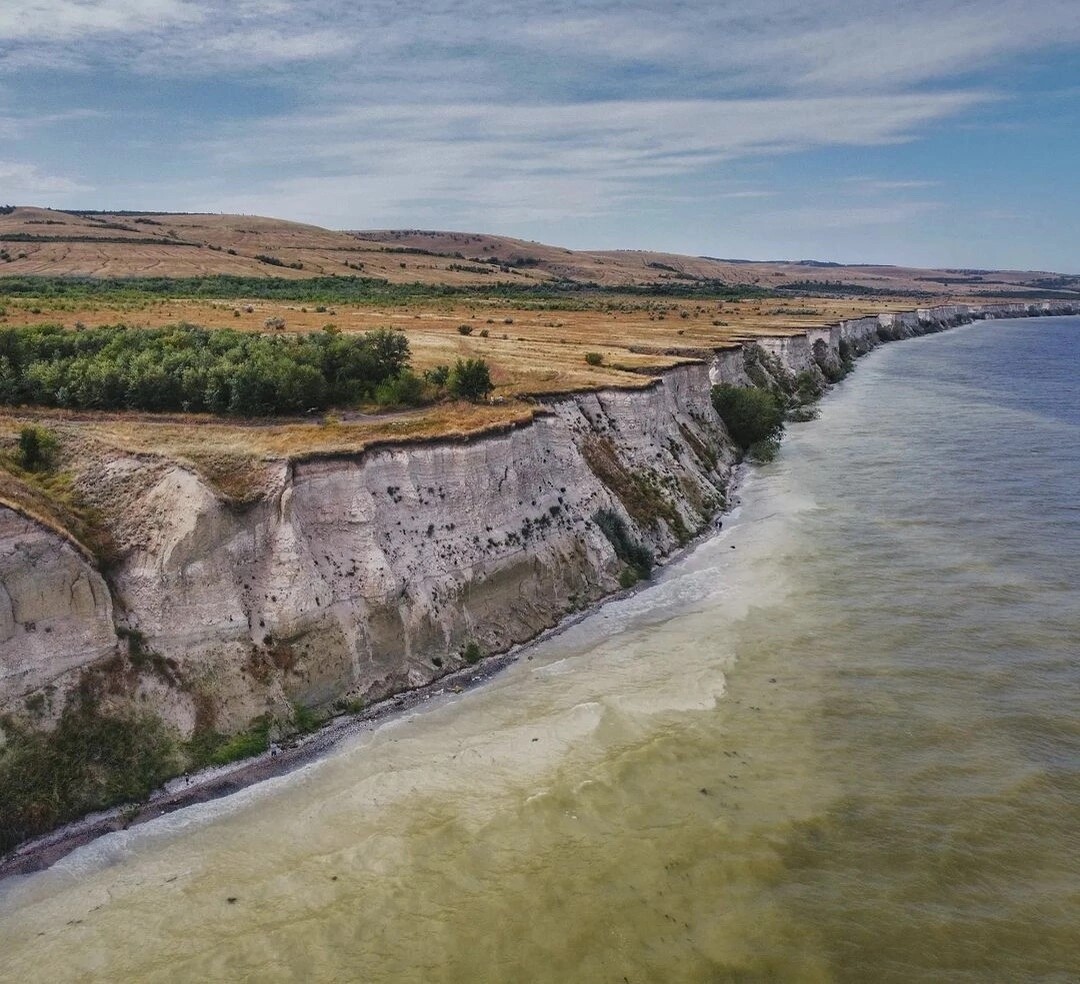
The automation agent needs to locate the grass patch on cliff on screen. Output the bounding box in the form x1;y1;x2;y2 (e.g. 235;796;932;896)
581;436;689;543
593;508;654;585
0;699;179;854
185;718;272;770
0;426;117;566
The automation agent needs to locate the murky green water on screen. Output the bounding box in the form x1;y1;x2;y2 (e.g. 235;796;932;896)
1;318;1078;982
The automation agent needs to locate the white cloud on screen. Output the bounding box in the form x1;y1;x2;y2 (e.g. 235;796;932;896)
0;0;201;42
4;0;1079;91
0;160;88;196
843;178;941;192
188;92;983;224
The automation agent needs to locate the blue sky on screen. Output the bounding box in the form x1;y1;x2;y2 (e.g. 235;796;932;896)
2;0;1078;270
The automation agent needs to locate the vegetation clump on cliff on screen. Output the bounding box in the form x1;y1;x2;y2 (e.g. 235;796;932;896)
710;384;786;461
593;508;654;586
0;695;178;853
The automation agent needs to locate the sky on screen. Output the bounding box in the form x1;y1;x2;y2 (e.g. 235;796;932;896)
2;0;1079;270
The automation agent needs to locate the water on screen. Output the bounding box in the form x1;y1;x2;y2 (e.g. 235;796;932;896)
1;317;1077;983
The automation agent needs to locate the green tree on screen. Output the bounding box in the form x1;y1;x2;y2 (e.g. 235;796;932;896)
449;358;494;402
710;384;784;452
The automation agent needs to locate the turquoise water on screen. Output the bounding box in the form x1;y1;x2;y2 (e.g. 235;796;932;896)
0;316;1077;982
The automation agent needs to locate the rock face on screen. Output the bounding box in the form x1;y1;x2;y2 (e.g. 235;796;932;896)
1;364;736;734
0;509;115;705
1;300;1077;736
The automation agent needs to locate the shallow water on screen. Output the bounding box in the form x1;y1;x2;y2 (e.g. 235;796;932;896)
1;317;1078;983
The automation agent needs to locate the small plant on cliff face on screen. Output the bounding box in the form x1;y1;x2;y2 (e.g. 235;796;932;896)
292;703;324;735
17;425;58;472
186;715;275;770
584;352;603;366
462;641;483;665
795;370;825;405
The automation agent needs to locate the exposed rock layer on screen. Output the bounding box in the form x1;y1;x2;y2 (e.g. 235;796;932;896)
1;300;1076;735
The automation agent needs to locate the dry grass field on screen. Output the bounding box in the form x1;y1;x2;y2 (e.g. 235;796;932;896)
1;205;1076;482
3;206;1074;293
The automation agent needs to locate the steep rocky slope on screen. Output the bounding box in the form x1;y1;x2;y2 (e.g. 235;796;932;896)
0;300;1075;848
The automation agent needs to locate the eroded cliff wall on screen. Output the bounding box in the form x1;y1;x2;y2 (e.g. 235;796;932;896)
1;364;736;735
1;300;1076;740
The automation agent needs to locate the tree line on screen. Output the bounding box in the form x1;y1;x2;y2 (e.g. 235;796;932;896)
0;323;416;415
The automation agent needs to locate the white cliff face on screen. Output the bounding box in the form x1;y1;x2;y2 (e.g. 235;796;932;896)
1;363;736;733
0;508;115;705
2;301;1076;735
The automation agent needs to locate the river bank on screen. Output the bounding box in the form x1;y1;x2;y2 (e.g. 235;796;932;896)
0;481;742;881
1;299;1076;877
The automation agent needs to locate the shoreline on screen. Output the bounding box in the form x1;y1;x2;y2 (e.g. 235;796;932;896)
3;302;1077;883
0;470;744;883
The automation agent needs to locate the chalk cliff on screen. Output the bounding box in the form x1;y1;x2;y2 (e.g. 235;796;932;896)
1;301;1076;739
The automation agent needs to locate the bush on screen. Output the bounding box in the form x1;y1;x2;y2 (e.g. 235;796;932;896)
463;641;482;665
710;384;785;453
584;352;603;366
593;508;654;581
17;424;58;471
457;324;473;336
424;364;450;387
187;718;271;769
449;358;493;402
375;370;426;407
264;316;286;330
794;370;825;404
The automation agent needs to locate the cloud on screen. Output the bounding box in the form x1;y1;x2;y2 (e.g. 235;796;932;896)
0;108;108;138
1;0;1078;268
764;201;943;229
186;92;983;225
0;161;88;196
5;0;1080;92
843;178;941;192
0;0;201;43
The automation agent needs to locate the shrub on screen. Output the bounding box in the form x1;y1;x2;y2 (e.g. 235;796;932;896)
187;718;271;769
584;352;603;366
17;425;58;471
0;700;179;853
264;316;286;330
462;641;482;665
424;364;451;387
457;324;473;336
449;357;493;402
375;370;426;407
292;703;323;735
710;384;785;453
794;370;825;405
